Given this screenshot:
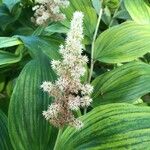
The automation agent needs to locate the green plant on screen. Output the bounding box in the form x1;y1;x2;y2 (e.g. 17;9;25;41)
0;0;150;149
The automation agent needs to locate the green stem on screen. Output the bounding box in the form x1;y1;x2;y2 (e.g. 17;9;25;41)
84;107;87;115
76;109;82;117
88;5;103;83
53;128;63;150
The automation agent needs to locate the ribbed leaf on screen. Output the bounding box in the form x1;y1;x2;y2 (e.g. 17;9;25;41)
124;0;150;24
8;55;58;150
0;4;21;30
18;36;61;59
3;0;20;11
92;0;101;14
45;23;69;35
92;62;150;106
0;37;22;48
94;21;150;63
0;50;22;67
0;109;13;150
58;103;150;149
62;0;97;39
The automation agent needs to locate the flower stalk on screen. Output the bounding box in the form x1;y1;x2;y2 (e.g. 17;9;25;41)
31;0;69;25
41;11;93;129
88;3;103;83
53;128;63;150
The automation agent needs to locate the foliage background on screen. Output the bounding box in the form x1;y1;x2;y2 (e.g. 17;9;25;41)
0;0;150;149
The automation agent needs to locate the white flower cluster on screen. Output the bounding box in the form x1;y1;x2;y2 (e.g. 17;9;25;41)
31;0;69;25
41;12;93;129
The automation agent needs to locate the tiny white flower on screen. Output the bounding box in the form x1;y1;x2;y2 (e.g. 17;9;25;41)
68;95;80;110
80;96;93;107
51;60;61;70
73;119;84;130
32;0;69;25
40;81;53;93
81;84;93;95
41;11;93;129
42;103;60;120
32;5;39;11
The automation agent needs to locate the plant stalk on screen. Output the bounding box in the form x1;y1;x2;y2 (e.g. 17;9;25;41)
53;128;63;150
88;5;103;83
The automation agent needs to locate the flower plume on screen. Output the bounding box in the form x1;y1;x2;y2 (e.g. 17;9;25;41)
31;0;69;25
41;11;93;129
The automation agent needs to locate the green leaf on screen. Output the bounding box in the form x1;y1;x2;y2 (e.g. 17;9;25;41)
0;109;13;150
58;103;150;149
92;0;101;14
0;4;21;30
8;55;58;150
114;9;131;20
18;35;61;59
3;0;21;11
92;62;150;106
0;50;22;67
44;23;69;35
94;21;150;63
62;0;97;39
0;75;5;92
0;37;22;49
124;0;150;24
14;27;34;36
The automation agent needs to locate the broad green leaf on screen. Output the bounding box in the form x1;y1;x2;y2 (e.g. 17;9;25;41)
0;4;21;30
8;55;58;150
58;103;150;149
92;62;150;106
18;35;61;59
94;22;150;63
44;23;69;35
14;27;34;36
0;109;13;150
3;0;21;11
92;0;101;14
124;0;150;24
114;9;131;20
62;0;97;39
0;37;22;48
0;50;22;67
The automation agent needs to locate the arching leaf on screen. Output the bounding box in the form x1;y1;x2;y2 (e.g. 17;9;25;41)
58;103;150;149
92;62;150;106
94;22;150;63
0;109;13;150
8;54;58;150
124;0;150;24
62;0;97;39
0;37;22;49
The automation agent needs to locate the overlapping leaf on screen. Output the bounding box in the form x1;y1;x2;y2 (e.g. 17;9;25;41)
44;23;69;35
124;0;150;24
92;62;150;106
0;110;13;150
8;54;58;150
3;0;21;11
18;35;61;59
94;21;150;63
62;0;97;39
0;50;22;67
58;103;150;149
0;37;22;48
0;4;21;30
